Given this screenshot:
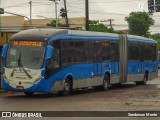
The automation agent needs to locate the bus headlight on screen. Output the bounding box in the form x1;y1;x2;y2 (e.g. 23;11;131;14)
3;74;9;83
33;76;42;84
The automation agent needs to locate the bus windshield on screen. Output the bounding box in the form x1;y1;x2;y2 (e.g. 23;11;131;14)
6;41;46;69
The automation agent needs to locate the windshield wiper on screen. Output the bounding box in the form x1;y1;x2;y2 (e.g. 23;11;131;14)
17;53;32;79
10;69;16;77
17;53;21;67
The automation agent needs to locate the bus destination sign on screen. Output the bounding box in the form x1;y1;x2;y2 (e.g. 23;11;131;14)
13;41;43;47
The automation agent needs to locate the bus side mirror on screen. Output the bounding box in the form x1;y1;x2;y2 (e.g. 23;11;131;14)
45;45;53;60
1;44;9;58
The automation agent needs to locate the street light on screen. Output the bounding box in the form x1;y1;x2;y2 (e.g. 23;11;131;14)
4;11;31;27
49;0;60;28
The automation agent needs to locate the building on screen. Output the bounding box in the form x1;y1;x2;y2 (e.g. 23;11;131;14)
0;16;85;46
24;17;85;29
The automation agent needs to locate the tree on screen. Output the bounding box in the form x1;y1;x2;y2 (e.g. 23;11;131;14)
150;33;160;51
47;20;65;27
89;20;114;33
157;40;160;51
150;33;160;40
125;12;154;37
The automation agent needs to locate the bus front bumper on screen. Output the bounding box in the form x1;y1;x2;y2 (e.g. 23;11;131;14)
2;78;53;93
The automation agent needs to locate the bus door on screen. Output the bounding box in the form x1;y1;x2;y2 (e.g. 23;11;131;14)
92;41;102;76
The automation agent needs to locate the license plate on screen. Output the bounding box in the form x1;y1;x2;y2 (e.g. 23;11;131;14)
16;86;24;89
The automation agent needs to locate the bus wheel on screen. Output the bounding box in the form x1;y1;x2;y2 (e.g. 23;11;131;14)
136;73;148;85
94;74;109;91
102;74;110;90
24;92;34;96
59;78;72;96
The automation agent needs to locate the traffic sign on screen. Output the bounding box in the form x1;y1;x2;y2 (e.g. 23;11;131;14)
148;0;154;13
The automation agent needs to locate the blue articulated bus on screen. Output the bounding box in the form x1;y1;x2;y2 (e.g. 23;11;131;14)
1;29;158;96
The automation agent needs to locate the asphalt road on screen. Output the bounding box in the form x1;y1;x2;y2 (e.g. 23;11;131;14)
0;70;160;120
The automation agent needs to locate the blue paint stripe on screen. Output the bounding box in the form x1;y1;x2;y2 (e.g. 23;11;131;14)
48;34;119;44
128;38;157;44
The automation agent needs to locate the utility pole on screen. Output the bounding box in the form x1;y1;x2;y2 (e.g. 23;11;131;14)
63;0;69;27
85;0;89;31
100;19;114;29
49;0;60;28
0;0;1;33
108;19;114;29
29;1;32;27
55;2;58;28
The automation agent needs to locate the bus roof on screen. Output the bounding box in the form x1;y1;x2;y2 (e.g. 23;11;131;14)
10;29;68;41
10;28;156;43
127;35;157;44
10;28;119;41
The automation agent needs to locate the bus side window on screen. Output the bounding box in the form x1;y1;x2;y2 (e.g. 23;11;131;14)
139;44;144;62
110;41;119;61
151;45;156;62
144;44;152;61
51;41;61;69
61;40;74;65
84;41;92;62
74;41;85;62
101;41;110;62
92;41;102;62
128;42;139;61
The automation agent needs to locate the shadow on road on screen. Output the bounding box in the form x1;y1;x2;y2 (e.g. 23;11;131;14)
3;82;159;99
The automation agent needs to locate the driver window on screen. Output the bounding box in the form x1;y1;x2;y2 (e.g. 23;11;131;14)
52;41;60;68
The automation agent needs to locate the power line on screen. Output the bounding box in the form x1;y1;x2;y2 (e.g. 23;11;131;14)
66;2;84;17
3;2;29;9
2;0;145;8
67;5;129;16
2;0;160;21
58;1;82;27
69;0;145;4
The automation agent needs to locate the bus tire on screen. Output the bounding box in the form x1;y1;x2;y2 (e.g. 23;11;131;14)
24;92;34;96
136;72;148;85
59;78;72;96
102;74;110;90
94;74;109;91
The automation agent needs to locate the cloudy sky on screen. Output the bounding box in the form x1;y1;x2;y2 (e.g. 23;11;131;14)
0;0;160;33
